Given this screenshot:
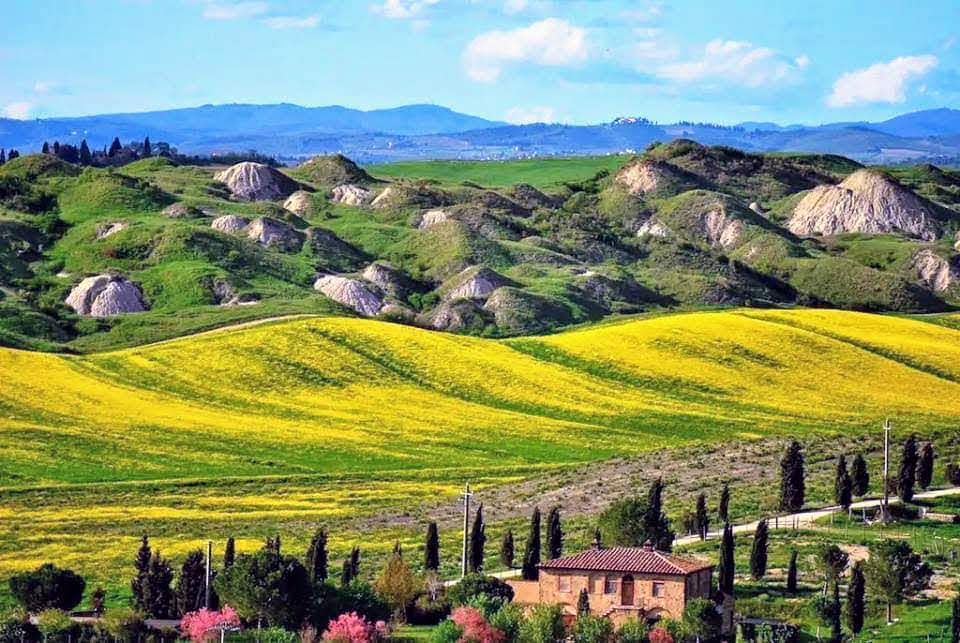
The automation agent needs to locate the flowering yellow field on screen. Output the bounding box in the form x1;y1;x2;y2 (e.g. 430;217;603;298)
1;308;959;601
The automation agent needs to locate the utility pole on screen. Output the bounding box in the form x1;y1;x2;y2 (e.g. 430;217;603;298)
460;483;473;578
205;540;213;609
882;418;891;522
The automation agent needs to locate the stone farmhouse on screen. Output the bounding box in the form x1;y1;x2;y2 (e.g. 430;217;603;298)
508;541;714;627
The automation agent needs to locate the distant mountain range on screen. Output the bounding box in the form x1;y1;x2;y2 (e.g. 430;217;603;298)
2;103;960;165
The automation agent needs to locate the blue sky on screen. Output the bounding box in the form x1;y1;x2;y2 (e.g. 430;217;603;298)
1;0;958;125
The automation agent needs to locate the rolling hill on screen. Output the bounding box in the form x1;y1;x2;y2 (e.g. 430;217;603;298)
1;309;960;595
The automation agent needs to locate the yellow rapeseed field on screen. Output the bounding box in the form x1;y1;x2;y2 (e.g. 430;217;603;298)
1;308;959;600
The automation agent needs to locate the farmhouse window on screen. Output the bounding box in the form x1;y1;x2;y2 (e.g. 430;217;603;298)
557;575;571;592
652;581;665;597
604;576;618;594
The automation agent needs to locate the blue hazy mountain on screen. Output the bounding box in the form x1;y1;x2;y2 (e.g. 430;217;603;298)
2;104;960;164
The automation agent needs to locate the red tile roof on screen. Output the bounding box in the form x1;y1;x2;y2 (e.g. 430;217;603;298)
540;546;713;576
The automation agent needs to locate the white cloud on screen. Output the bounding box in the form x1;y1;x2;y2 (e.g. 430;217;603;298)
464;18;589;83
2;102;33;120
202;1;268;20
505;105;556;124
262;14;319;29
33;80;56;94
826;55;938;107
658;39;807;87
503;0;528;14
371;0;440;19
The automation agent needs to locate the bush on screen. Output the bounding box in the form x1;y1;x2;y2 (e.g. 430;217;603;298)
98;608;145;641
518;604;564;643
311;581;391;632
447;574;514;609
429;619;462;643
947;463;960;486
572;614;614;643
451;607;505;643
408;593;450;626
488;603;525;642
35;610;75;643
9;564;86;612
0;615;39;643
615;618;648;643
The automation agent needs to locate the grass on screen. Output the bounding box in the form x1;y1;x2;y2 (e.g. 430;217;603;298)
3;309;960;606
368;155;630;190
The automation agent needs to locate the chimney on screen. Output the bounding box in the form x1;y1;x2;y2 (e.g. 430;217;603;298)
590;536;601;551
642;539;654;552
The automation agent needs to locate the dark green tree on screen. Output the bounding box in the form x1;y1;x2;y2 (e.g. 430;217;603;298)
143;137;151;157
718;523;734;596
348;547;361;580
521;507;541;581
779;441;806;512
469;504;486;573
835;454;852;510
818;545;849;590
851;453;869;497
952;595;960;643
79;140;92;165
576;588;590;615
175;550;206;616
898;434;919;503
786;550;798;595
644;478;674;550
41;142;49;154
108;137;122;157
306;528;329;583
546;506;563;559
90;587;106;615
0;149;5;164
214;549;312;630
750;519;769;580
424;522;440;572
682;597;722;643
131;535;152;611
223;537;236;569
694;493;709;541
718;482;730;524
864;539;932;624
7;150;18;160
847;560;865;635
8;564;86;612
829;580;842;643
143;551;175;618
340;559;354;586
500;529;514;569
917;442;935;491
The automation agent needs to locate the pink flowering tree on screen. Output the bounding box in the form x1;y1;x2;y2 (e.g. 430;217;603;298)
322;612;388;643
451;607;505;643
648;627;674;643
180;606;241;642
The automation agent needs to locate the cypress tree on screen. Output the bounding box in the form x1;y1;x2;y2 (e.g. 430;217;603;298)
223;537;235;569
779;441;806;512
521;507;541;580
144;551;174;618
835;454;852;510
0;149;5;165
750;519;768;580
131;535;152;611
175;550;206;616
469;504;485;573
718;482;730;524
847;560;865;635
8;149;19;160
108;137;122;157
42;142;49;154
53;141;60;155
786;549;798;594
898;434;919;503
952;595;960;643
829;578;842;643
340;558;354;586
500;529;514;568
644;477;674;550
694;493;709;540
917;442;935;491
393;541;403;557
79;140;92;165
546;506;563;559
718;523;734;596
424;522;440;572
306;528;329;583
350;546;361;578
576;588;590;615
851;454;869;497
143;137;151;157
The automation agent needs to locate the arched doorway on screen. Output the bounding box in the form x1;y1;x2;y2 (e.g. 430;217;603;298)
621;575;635;605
